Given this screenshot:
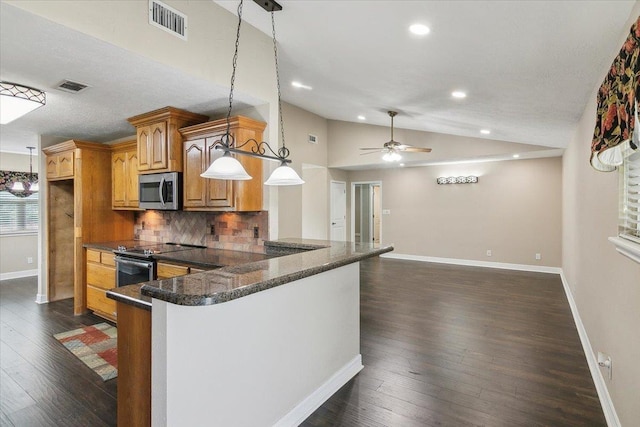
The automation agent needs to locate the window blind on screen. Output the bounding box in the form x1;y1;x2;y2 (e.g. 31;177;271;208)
621;150;640;243
0;191;39;234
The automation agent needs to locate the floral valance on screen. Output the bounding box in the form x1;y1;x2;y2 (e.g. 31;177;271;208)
0;170;39;197
591;16;640;172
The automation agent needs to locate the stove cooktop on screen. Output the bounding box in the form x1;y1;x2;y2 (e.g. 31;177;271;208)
114;242;207;258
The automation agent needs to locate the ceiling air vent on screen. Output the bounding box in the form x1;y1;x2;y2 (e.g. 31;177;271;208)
56;80;89;93
149;0;188;40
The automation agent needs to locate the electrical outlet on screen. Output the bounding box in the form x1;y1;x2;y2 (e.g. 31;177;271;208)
27;257;33;264
253;226;259;238
535;253;541;260
210;224;215;235
486;250;492;257
141;221;145;230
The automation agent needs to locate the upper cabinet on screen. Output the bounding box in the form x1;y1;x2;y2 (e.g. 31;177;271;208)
127;107;208;174
111;140;140;210
46;150;75;180
180;116;266;212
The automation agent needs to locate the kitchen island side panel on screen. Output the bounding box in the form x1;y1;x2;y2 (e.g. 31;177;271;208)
151;262;361;427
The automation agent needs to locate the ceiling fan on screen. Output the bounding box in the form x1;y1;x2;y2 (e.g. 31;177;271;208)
360;111;432;161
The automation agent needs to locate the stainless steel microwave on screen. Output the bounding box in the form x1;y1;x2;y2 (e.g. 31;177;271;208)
139;172;181;210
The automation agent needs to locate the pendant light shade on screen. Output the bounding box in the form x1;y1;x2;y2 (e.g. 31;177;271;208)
29;181;39;192
0;82;46;124
11;181;25;192
200;153;252;180
265;162;305;186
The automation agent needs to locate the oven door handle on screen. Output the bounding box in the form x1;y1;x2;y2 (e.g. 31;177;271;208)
115;256;154;270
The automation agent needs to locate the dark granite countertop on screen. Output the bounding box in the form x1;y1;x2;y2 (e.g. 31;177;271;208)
109;239;392;308
83;240;156;252
154;248;275;269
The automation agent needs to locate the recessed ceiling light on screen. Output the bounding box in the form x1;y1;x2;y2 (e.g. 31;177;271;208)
480;129;491;135
409;24;430;36
513;154;520;158
452;91;466;99
291;81;312;90
357;115;366;120
399;163;405;167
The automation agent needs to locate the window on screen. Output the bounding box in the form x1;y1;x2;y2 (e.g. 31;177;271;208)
620;150;640;243
0;191;39;235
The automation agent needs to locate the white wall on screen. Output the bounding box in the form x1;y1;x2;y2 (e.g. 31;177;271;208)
562;5;640;424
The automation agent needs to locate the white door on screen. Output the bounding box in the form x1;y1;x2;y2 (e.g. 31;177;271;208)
330;181;346;241
372;185;381;243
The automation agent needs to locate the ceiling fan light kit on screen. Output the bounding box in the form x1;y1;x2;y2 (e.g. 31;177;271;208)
359;110;432;162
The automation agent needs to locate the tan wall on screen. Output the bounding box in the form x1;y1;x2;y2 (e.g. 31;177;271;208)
562;6;640;424
275;103;329;238
348;157;563;267
0;234;38;277
1;152;39;277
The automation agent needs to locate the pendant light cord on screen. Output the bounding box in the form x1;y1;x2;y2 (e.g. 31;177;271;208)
225;0;244;144
271;11;289;160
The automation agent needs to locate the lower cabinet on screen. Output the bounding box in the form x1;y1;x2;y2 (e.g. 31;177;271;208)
86;249;117;322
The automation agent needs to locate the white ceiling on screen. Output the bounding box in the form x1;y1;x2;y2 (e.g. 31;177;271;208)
0;1;637;163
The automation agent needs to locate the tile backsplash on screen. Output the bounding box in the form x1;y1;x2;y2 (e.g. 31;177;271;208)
134;210;269;253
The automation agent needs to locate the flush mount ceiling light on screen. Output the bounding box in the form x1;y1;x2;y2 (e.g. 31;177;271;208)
451;91;467;99
0;82;46;124
200;0;304;186
409;23;430;36
8;146;39;197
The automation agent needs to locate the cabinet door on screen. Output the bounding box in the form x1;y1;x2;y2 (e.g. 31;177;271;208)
205;137;234;208
137;126;151;171
183;139;207;208
112;152;127;207
150;122;167;170
46;155;59;179
58;152;75;178
126;151;139;207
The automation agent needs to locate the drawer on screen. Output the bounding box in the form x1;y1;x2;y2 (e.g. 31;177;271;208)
87;262;116;290
87;249;101;264
157;262;189;279
87;285;117;320
101;251;116;267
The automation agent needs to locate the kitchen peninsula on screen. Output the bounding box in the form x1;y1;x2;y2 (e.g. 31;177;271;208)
107;238;392;427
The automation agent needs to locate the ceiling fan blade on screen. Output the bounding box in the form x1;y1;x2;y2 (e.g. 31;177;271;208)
359;147;383;150
360;151;383;156
402;147;432;153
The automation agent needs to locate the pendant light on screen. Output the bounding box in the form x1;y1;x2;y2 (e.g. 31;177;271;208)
9;146;38;197
200;0;303;186
0;82;46;124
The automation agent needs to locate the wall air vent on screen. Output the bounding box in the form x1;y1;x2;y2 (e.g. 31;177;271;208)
56;80;89;93
149;0;188;40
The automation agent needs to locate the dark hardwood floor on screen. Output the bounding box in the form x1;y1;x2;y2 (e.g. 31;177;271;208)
1;258;605;426
0;276;117;427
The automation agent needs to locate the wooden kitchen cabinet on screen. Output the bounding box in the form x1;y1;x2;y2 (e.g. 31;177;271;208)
86;249;117;321
180;116;266;212
127;107;208;174
157;262;190;279
112;140;141;210
46;150;75;180
43;140;135;315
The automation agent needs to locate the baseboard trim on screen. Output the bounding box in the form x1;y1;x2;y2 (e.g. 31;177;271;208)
381;253;562;274
35;293;48;304
559;272;620;427
274;355;363;427
0;269;38;281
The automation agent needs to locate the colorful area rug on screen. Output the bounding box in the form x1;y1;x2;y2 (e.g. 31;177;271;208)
54;323;118;381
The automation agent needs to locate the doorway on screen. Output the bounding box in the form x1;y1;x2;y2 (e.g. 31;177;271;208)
330;181;346;241
351;181;382;244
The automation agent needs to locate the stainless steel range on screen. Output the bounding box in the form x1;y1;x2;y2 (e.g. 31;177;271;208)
114;242;205;287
